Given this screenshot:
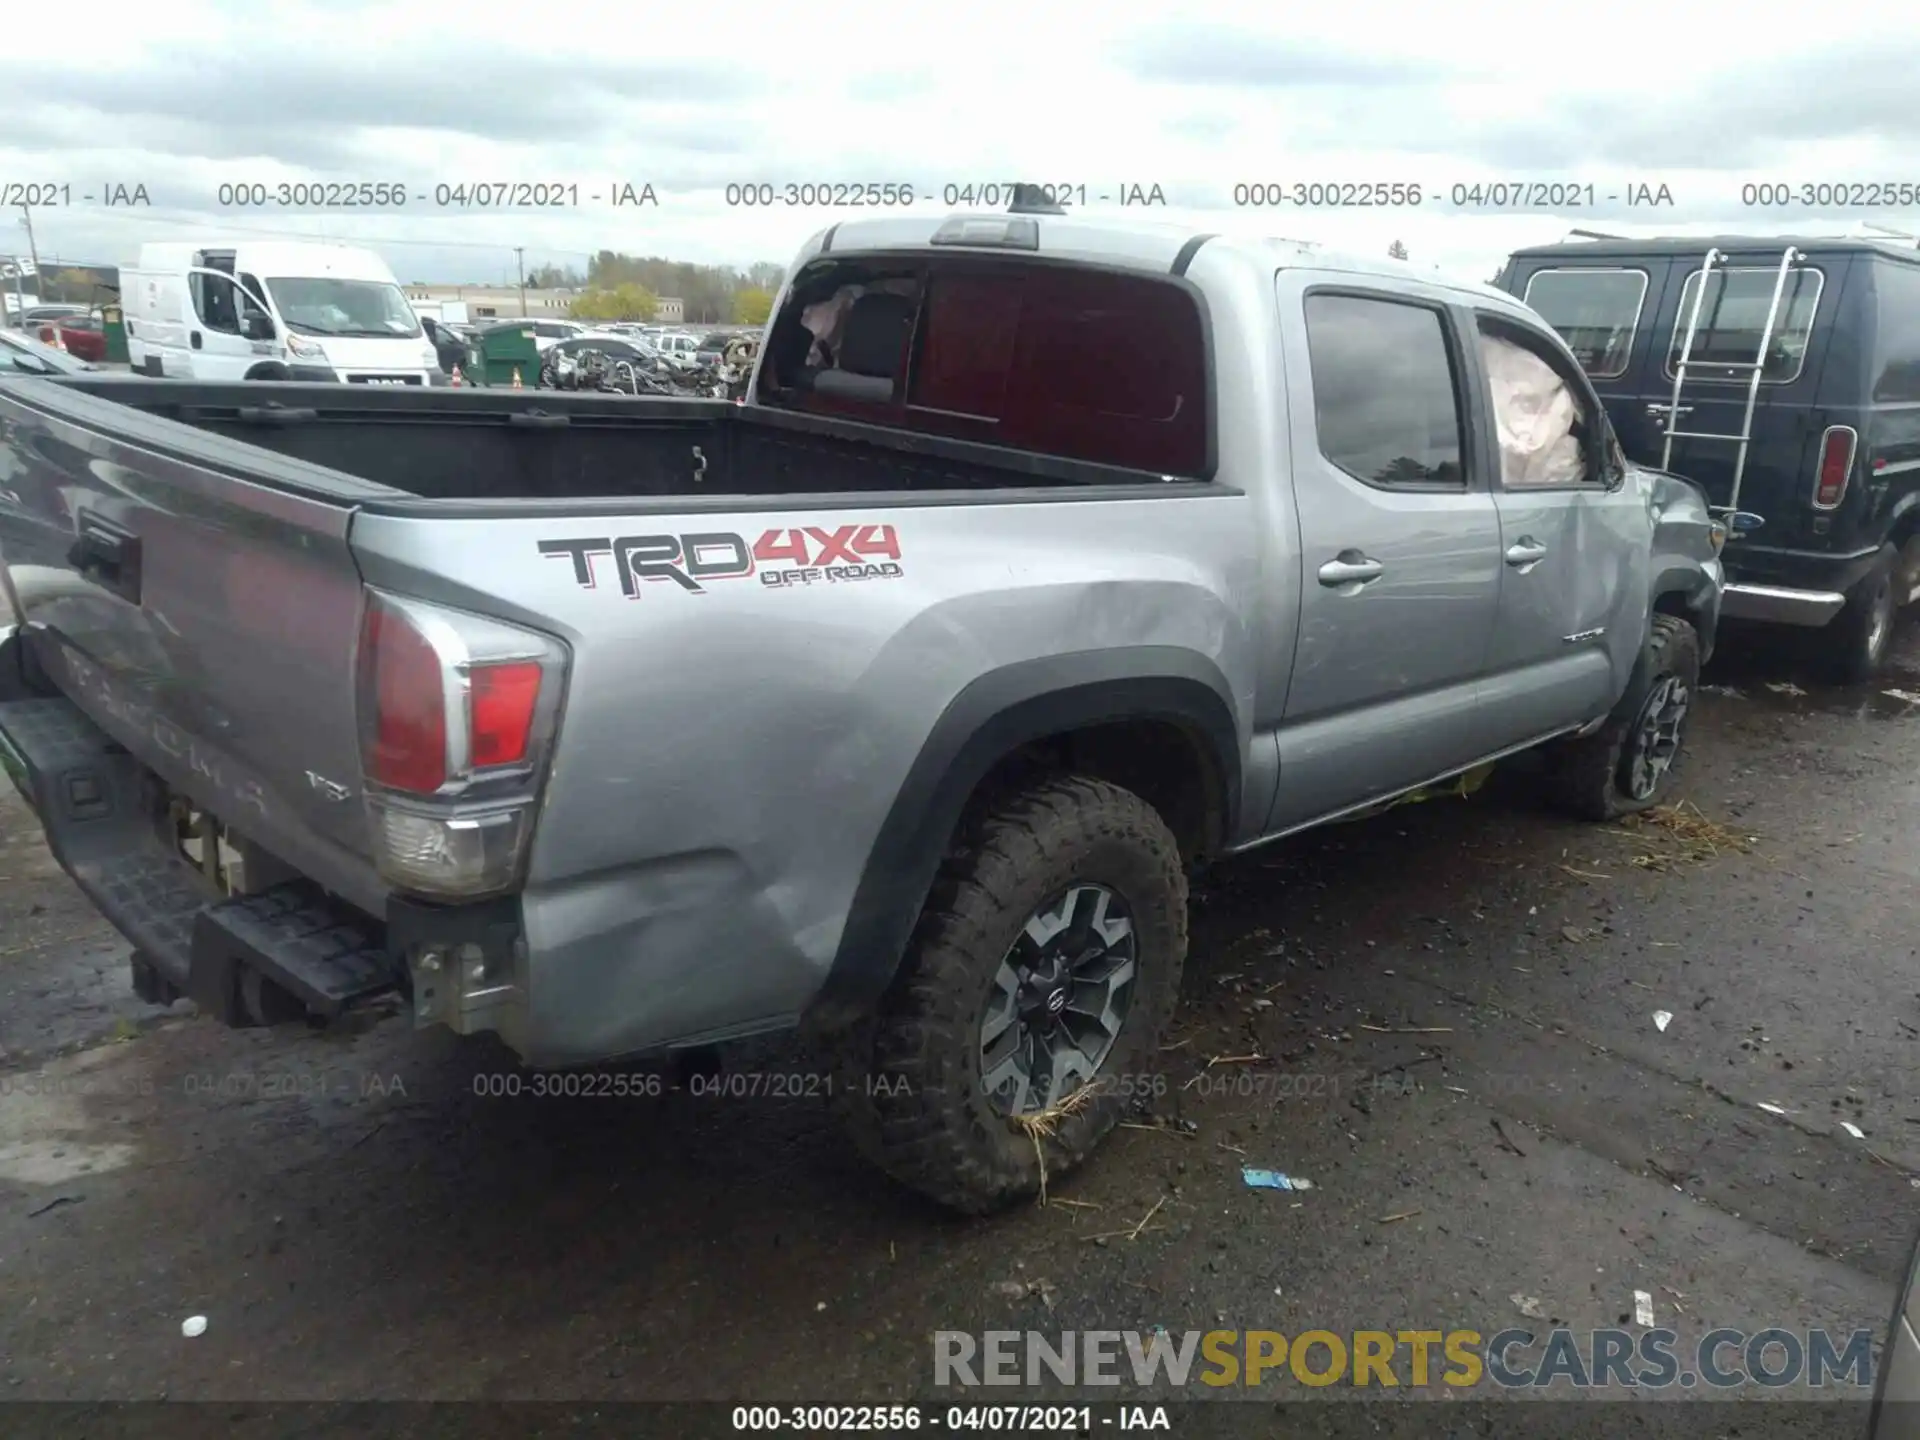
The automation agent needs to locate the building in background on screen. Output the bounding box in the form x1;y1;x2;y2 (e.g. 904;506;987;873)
402;284;686;324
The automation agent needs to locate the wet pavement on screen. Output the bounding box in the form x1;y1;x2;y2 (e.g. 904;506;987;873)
2;613;1918;1425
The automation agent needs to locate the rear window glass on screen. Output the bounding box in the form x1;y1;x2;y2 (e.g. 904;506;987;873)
770;262;1210;476
1667;265;1824;383
1520;269;1647;379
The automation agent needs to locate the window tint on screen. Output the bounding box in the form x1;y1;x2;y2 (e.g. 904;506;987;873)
1870;261;1920;404
1667;265;1823;383
1304;294;1464;488
1521;269;1646;379
903;266;1209;473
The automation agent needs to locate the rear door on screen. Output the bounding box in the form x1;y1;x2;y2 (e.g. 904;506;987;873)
1645;249;1836;522
1268;275;1504;831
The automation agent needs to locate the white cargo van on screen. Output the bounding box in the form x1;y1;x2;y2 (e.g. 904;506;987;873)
123;241;440;384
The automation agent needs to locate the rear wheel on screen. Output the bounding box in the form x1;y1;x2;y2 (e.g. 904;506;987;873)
840;774;1187;1214
1545;613;1700;821
1825;545;1898;685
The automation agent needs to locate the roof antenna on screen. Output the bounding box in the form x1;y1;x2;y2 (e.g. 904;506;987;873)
1566;228;1623;241
1008;184;1067;216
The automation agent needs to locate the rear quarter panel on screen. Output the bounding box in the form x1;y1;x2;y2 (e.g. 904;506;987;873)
348;491;1261;1062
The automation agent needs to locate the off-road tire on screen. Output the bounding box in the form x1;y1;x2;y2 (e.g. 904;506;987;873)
1545;613;1700;822
838;774;1187;1214
1825;545;1899;685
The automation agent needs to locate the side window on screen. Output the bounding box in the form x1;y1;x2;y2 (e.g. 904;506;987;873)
1667;264;1823;383
236;273;271;321
189;273;240;335
1520;268;1648;379
1303;293;1465;489
1870;261;1920;404
1477;318;1596;489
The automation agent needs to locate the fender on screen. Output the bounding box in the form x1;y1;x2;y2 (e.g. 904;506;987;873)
1884;487;1920;540
809;647;1241;1027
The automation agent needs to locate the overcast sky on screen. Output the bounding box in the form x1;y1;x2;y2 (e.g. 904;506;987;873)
7;0;1920;287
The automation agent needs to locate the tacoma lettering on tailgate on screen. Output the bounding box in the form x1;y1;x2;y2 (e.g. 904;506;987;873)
538;524;904;596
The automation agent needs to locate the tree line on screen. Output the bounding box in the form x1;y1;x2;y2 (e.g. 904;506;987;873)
526;254;787;326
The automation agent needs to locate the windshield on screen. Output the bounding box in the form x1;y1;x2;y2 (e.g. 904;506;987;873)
263;277;423;339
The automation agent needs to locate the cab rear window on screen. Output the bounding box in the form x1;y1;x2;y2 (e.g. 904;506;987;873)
1520;268;1647;379
762;260;1210;476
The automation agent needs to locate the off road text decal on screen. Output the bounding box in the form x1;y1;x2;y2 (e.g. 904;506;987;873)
538;524;904;596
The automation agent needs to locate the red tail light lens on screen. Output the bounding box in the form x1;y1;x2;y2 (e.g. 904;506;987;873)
359;602;449;794
469;662;542;769
1814;426;1857;510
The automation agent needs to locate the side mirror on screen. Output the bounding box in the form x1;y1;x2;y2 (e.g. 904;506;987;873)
243;314;276;342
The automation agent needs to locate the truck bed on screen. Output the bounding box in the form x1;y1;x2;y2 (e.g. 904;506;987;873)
0;371;1229;1055
19;376;1160;505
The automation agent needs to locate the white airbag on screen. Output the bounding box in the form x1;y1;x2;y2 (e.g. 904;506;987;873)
1480;333;1585;488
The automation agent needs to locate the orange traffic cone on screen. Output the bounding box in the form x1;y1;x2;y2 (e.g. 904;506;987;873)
511;368;523;390
450;364;463;387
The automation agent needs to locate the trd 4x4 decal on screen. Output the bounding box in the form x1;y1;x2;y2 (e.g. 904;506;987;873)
539;524;903;596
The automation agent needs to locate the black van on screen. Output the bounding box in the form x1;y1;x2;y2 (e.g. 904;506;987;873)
1496;235;1920;680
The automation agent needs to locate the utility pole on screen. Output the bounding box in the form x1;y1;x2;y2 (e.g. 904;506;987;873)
515;247;527;316
18;205;42;301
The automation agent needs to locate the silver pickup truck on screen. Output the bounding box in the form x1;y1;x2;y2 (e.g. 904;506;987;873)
0;208;1724;1212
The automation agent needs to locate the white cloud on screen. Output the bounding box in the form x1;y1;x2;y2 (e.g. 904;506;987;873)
6;0;1920;284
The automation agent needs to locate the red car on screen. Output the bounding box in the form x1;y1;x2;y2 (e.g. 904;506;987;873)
33;315;107;363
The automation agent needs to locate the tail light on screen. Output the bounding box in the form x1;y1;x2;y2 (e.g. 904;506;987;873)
354;590;569;899
1813;425;1857;511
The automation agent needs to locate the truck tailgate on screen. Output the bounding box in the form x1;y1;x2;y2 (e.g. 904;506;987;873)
0;379;392;915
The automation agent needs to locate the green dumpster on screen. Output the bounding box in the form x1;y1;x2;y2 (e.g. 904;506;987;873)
466;324;538;387
100;304;129;365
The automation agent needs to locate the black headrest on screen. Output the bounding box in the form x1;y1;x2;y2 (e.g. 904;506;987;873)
838;291;915;378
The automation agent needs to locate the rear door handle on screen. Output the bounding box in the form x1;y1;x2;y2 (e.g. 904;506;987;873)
1317;553;1385;589
1505;538;1549;571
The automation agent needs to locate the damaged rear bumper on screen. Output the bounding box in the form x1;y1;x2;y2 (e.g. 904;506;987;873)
0;687;528;1041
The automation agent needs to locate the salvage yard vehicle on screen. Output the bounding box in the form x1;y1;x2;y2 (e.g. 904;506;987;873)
1499;234;1920;680
123;241;440;386
0;328;98;376
0;205;1722;1213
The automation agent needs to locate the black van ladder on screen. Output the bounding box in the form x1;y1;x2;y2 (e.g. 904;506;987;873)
1657;244;1804;515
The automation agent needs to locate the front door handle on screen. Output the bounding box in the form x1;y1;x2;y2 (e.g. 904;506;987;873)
1317;553;1385;589
1505;538;1549;571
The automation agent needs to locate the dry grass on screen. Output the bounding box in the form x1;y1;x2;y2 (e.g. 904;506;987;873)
1010;1082;1103;1206
1610;801;1758;870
